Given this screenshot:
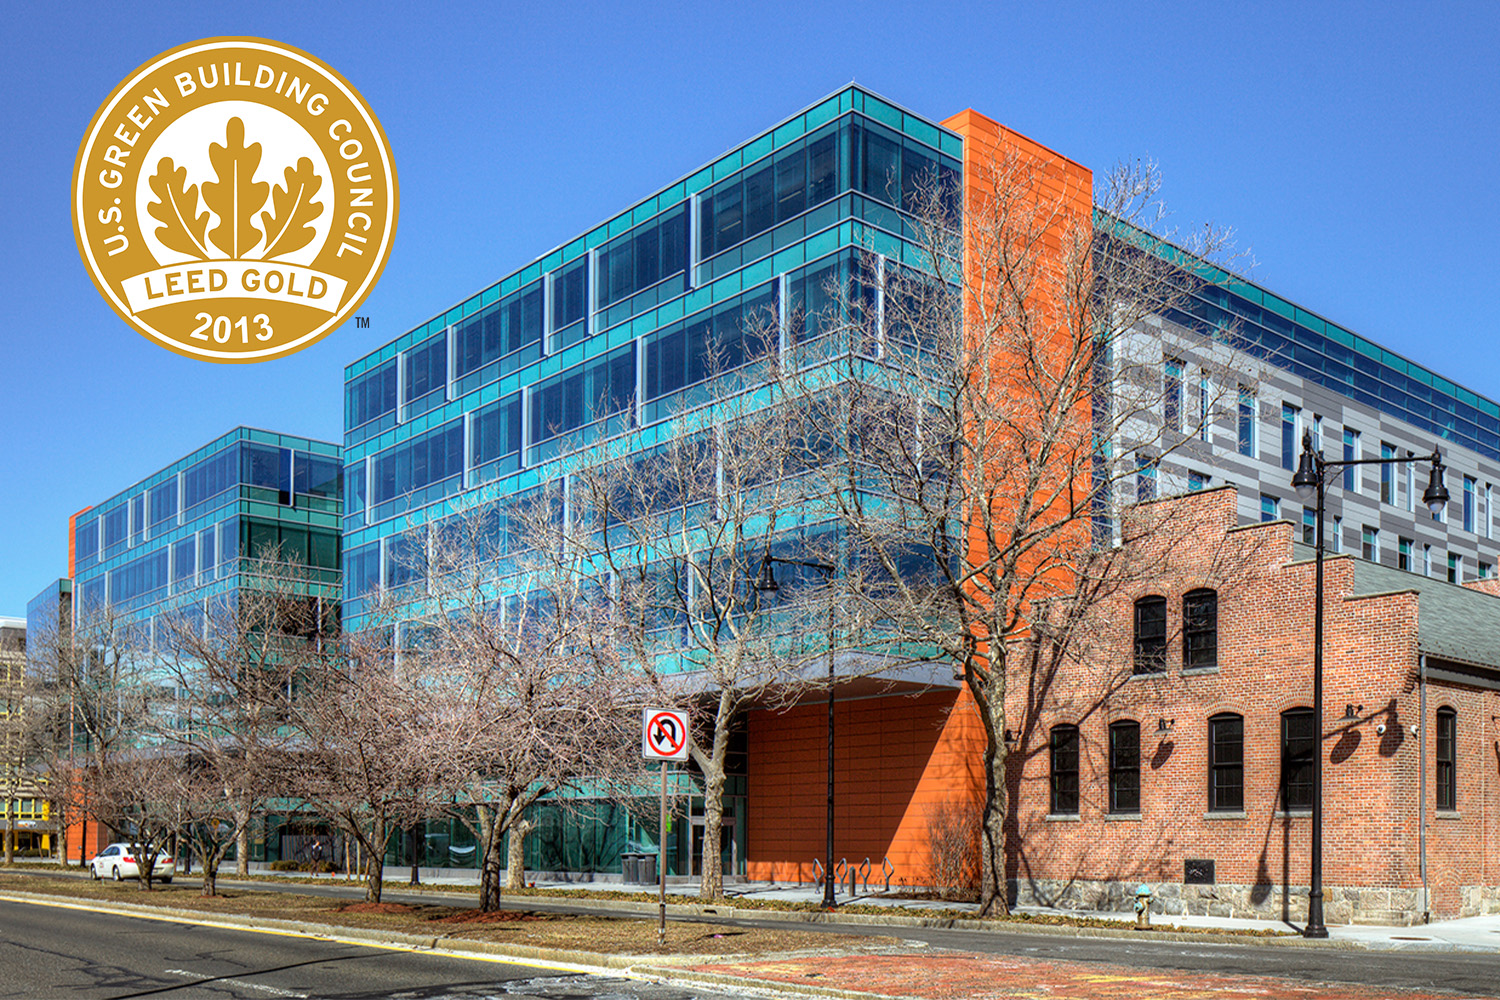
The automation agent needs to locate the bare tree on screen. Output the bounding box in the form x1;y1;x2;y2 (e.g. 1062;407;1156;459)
375;500;641;910
34;604;182;888
151;556;335;895
279;619;440;904
563;351;883;901
800;152;1255;915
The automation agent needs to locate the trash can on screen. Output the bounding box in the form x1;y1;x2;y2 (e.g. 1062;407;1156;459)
638;852;657;885
620;853;640;884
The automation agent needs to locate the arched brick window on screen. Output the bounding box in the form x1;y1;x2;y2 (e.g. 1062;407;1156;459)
1280;707;1315;810
1109;720;1140;814
1050;724;1080;815
1133;596;1167;673
1208;713;1244;812
1182;588;1218;669
1436;707;1456;811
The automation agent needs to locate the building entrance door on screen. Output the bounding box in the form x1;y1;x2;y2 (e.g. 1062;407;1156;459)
691;817;737;877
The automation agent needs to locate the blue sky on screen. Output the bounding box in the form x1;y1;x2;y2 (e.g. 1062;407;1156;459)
3;1;1497;615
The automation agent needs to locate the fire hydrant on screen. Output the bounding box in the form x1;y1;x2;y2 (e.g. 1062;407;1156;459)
1134;884;1153;930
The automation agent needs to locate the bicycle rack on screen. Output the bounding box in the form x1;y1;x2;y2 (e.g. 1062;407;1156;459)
882;856;895;893
813;858;825;888
859;857;872;894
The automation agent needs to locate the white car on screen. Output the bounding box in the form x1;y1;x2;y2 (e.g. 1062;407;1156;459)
88;842;175;882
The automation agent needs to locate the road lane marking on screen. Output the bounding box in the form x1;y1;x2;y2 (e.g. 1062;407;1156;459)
164;969;308;998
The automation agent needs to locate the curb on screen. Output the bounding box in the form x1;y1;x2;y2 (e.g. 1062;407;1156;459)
0;877;1388;953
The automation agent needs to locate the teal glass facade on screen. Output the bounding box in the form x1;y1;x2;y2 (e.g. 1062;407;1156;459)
70;427;343;632
341;85;961;628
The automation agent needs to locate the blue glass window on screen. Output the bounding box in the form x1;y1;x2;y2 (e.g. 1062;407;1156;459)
130;495;145;546
371;419;464;506
344;461;365;518
453;281;543;382
529;343;636;445
243;443;291;502
1280;403;1298;471
1381;443;1396;504
346;358;397;429
295;452;343;498
344;541;381;598
470;393;523;482
173;537;195;586
645;283;777;402
1464;476;1476;532
200;526;216;580
75;518;98;562
550;257;588;349
150;480;177;530
1261;494;1279;522
699;123;842;260
183;446;238;510
403;333;447;407
1343;429;1358;491
110;548;169;604
103;506;127;549
1237;388;1255;457
597;206;687;311
1165;359;1183;432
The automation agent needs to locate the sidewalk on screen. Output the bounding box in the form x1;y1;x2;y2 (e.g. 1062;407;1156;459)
236;865;1500;953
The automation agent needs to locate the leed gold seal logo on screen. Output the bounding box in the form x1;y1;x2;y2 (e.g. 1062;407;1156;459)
73;37;398;362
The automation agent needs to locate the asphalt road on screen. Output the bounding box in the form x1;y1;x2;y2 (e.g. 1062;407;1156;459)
0;897;749;999
10;870;1500;997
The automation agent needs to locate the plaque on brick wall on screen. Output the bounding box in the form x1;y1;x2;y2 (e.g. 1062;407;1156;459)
1184;858;1215;884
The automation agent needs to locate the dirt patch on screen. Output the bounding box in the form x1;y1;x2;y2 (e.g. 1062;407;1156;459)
337;902;417;915
429;909;542;924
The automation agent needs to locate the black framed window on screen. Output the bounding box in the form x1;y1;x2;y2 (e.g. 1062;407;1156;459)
1050;725;1079;815
1208;713;1243;811
1436;707;1456;811
1182;589;1217;669
1280;708;1315;810
1109;720;1140;813
1133;596;1167;673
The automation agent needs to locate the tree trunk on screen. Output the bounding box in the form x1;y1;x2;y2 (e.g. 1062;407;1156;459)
476;804;502;912
201;844;223;897
234;799;250;876
505;816;532;891
4;796;13;864
698;763;726;900
974;652;1011;918
364;814;385;903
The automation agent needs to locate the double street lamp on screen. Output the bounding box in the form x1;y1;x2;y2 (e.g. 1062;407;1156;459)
1290;429;1448;937
754;553;838;908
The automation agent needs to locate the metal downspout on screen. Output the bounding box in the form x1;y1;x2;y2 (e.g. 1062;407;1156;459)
1418;653;1429;924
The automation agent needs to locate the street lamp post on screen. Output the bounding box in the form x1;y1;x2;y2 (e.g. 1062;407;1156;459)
1291;429;1448;938
754;553;838;908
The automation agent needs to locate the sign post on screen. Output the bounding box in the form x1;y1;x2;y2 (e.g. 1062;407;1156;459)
642;708;688;946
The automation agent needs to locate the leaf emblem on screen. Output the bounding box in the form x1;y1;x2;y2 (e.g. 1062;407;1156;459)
146;158;211;259
203;117;269;259
259;158;324;260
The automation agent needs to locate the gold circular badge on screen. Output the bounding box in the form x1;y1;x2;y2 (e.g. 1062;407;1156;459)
73;37;398;362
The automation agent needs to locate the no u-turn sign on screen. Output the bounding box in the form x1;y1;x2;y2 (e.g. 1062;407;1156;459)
642;708;689;761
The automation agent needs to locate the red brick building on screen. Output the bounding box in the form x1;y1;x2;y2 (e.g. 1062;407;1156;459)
1003;486;1500;924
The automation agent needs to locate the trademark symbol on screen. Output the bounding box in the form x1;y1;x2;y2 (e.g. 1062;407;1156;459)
356;316;370;328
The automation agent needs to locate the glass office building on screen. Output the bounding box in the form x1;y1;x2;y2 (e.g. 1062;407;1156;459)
344;86;1500;881
67;427;343;639
343;85;962;876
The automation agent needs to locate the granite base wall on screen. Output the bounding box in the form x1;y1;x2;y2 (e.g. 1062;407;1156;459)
1011;877;1500;926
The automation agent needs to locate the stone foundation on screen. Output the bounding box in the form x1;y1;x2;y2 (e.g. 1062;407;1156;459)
1008;877;1472;927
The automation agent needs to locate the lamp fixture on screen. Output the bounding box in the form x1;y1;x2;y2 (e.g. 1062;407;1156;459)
1157;717;1175;734
1422;448;1450;516
1343;704;1362;721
